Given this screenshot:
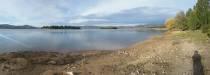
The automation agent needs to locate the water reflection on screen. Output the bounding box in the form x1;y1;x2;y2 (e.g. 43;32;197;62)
0;29;163;52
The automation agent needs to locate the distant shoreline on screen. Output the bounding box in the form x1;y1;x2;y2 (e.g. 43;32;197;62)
0;24;165;30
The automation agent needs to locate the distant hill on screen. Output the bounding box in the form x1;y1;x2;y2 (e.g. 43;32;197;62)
134;24;164;29
0;24;37;29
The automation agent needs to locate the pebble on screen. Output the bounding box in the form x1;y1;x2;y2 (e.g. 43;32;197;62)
48;61;56;65
66;71;74;75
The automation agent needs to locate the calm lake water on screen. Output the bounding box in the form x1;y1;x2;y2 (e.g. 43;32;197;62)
0;29;164;52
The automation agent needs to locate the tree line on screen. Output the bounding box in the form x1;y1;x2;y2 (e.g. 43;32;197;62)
41;26;81;29
165;0;210;37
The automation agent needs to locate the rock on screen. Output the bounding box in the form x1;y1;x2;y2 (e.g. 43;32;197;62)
1;58;28;71
0;58;6;63
42;70;72;75
42;70;63;75
42;70;55;75
56;59;65;65
12;58;28;64
48;61;56;65
66;71;74;75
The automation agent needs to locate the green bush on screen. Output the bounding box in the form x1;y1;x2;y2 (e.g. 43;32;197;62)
207;29;210;38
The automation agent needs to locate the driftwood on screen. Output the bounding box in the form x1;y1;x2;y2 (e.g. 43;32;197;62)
192;51;204;75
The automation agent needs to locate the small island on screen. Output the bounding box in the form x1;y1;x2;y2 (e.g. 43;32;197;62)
41;25;81;29
99;26;118;29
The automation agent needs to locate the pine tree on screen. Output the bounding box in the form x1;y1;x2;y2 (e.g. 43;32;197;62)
194;0;210;33
186;8;200;30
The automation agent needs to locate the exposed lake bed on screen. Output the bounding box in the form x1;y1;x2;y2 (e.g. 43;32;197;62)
0;50;113;75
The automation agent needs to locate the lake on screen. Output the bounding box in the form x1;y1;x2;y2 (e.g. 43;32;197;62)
0;29;164;52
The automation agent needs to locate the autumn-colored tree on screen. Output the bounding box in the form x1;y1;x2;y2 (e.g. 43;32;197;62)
165;0;210;37
165;18;176;29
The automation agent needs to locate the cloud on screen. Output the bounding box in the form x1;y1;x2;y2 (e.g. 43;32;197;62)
74;6;184;25
0;0;196;26
101;7;179;24
80;0;196;17
0;0;73;25
75;0;196;25
81;0;145;17
69;18;108;24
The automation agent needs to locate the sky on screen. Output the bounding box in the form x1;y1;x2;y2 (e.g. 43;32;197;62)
0;0;196;26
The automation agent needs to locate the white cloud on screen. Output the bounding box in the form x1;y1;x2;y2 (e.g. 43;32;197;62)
81;0;145;17
0;0;71;25
0;0;196;25
69;18;108;24
80;0;196;17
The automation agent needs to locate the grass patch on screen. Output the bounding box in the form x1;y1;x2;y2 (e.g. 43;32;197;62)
173;30;209;43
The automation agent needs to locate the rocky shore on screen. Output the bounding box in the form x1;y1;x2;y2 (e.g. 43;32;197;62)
0;51;112;75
